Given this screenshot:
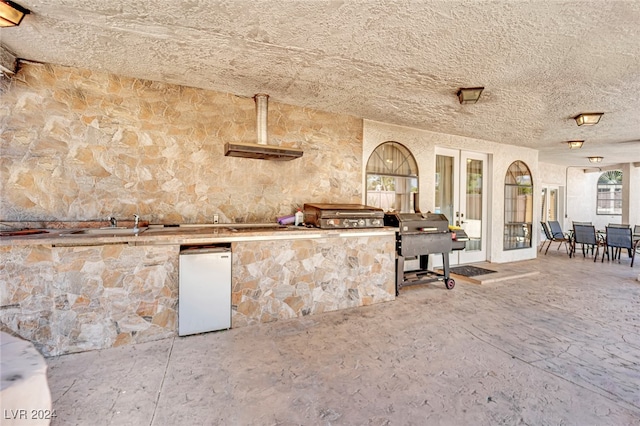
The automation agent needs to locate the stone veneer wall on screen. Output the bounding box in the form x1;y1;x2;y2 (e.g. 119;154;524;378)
1;243;178;357
231;235;396;327
1;233;395;356
0;63;363;224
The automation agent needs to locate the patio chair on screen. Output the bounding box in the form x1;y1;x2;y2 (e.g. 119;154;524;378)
602;226;637;267
540;222;570;255
607;223;630;228
549;221;571;239
572;221;592;225
572;224;604;262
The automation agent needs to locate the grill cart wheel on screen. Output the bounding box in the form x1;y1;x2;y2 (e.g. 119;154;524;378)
445;278;455;290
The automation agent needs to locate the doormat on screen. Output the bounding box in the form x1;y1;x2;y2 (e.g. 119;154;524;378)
449;265;497;277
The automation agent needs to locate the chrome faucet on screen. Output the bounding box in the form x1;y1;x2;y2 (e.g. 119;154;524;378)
133;214;140;231
108;216;117;228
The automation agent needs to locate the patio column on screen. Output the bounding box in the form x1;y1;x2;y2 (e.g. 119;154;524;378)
622;163;640;226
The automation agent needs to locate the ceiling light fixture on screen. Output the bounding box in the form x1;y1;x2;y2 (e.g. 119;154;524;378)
574;113;603;126
588;156;603;163
566;140;584;149
457;87;484;104
0;0;29;27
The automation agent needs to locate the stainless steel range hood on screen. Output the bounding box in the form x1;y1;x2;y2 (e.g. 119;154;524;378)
225;94;303;161
224;141;303;160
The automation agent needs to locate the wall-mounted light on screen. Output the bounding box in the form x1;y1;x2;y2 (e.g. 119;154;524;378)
588;156;603;163
457;87;484;104
566;140;584;149
0;0;30;27
574;113;603;126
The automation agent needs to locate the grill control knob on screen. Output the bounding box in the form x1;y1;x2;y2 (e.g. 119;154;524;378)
358;219;365;226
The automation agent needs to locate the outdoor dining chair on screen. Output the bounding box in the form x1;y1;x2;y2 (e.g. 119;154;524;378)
572;224;605;261
602;226;637;267
540;222;571;255
549;221;571;239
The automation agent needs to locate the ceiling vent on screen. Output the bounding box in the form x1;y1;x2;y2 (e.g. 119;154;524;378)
225;94;303;161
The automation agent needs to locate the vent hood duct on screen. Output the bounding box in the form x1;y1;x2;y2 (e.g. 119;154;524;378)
225;94;303;161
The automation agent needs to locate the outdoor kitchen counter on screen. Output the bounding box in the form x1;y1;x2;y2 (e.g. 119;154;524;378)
1;226;397;356
0;225;397;246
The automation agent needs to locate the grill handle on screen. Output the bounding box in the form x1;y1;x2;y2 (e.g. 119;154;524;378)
335;211;379;217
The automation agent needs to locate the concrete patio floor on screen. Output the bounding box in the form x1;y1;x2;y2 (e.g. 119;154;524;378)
45;248;640;425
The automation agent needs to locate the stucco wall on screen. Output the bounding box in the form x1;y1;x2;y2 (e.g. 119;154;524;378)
1;63;363;224
629;166;640;226
538;162;567;187
622;164;640;227
363;120;539;264
566;165;640;231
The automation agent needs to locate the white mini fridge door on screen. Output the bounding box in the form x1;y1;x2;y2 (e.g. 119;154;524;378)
179;247;232;336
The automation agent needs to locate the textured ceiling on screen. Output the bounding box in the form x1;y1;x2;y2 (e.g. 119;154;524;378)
2;0;640;167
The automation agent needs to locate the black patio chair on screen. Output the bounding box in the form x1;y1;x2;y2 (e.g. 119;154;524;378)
549;221;571;239
602;226;637;267
572;224;604;262
540;222;571;255
572;221;592;225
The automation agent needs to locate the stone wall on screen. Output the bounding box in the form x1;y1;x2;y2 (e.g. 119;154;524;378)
1;231;395;356
231;235;396;327
1;243;179;356
0;63;363;224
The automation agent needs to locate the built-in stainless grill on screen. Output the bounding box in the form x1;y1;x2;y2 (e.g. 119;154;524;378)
303;203;384;229
384;212;467;293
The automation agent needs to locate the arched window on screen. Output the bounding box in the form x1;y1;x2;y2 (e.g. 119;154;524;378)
596;171;622;215
504;161;533;250
366;142;418;213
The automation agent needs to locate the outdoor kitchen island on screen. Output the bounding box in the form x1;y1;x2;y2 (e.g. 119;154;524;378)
1;225;396;356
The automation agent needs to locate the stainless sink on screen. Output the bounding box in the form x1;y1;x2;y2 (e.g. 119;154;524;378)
65;227;148;236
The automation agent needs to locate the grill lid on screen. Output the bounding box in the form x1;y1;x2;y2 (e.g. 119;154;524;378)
304;203;384;217
384;212;450;233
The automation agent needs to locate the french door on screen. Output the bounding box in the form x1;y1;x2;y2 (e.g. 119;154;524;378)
435;148;488;264
540;185;564;243
540;186;560;223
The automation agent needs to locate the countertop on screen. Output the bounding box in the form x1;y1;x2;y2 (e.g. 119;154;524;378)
0;224;398;247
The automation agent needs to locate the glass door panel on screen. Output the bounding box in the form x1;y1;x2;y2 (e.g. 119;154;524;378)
459;151;487;263
462;157;483;252
435;153;457;225
549;189;558;221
